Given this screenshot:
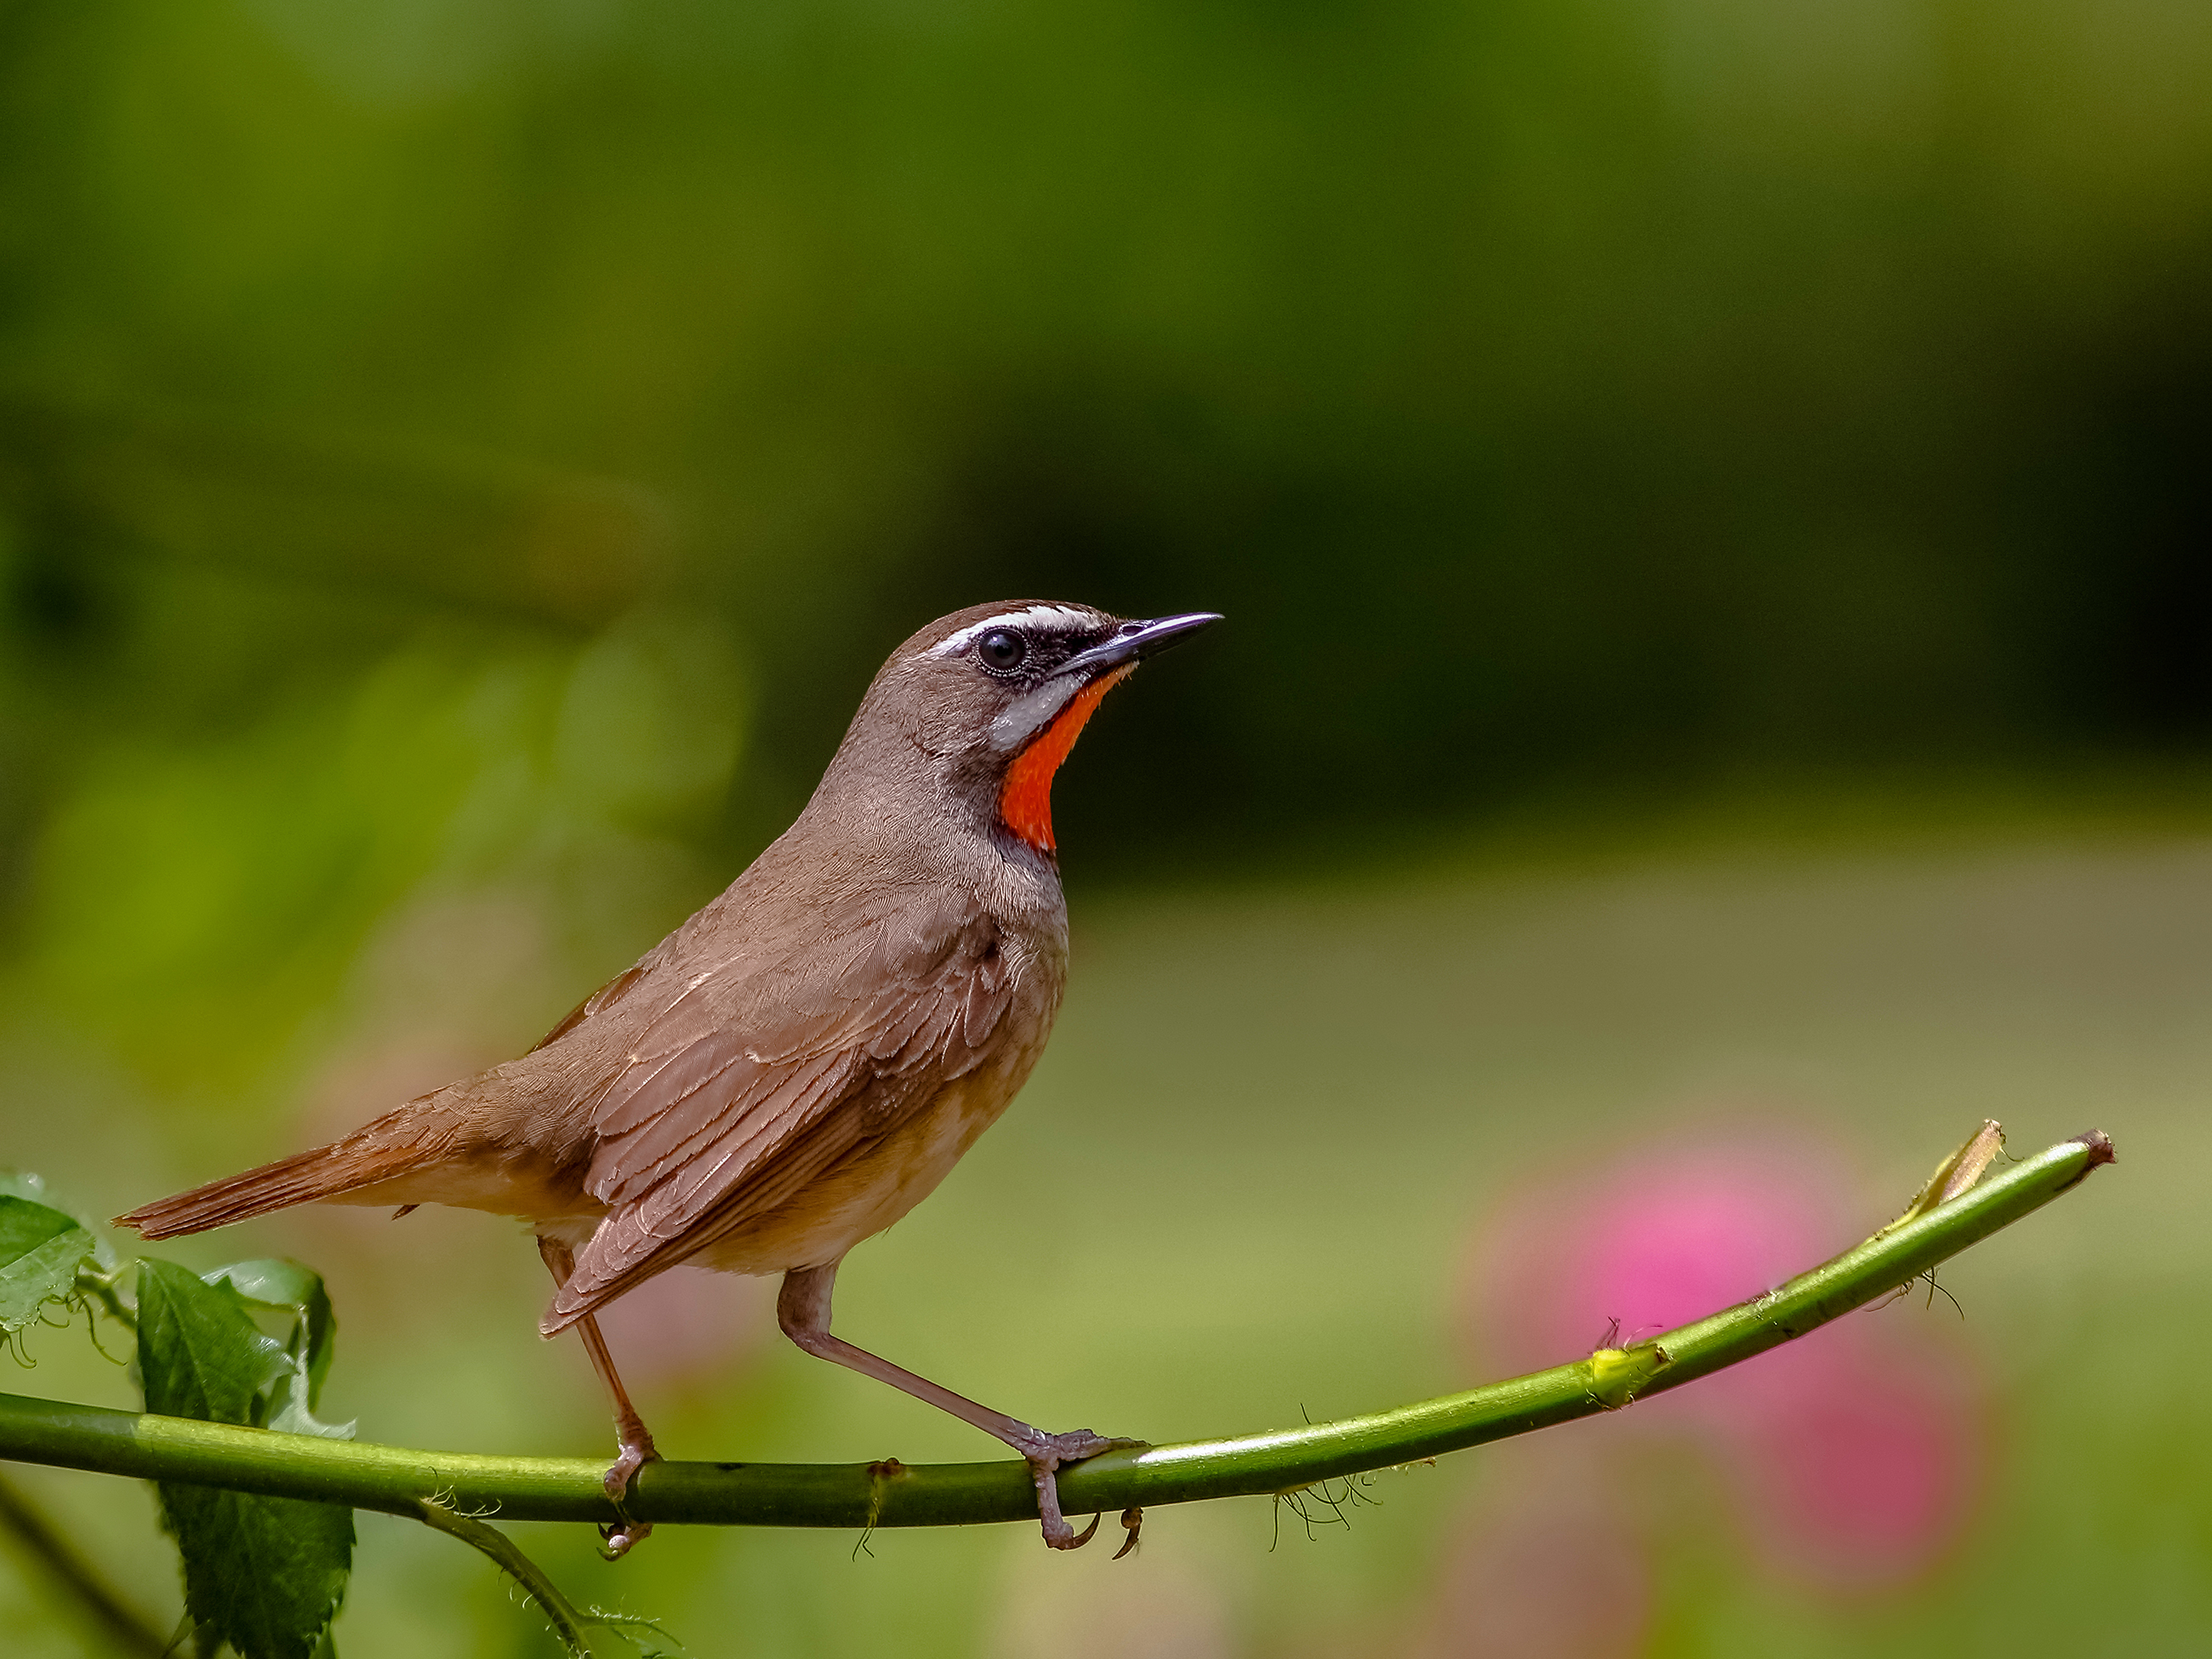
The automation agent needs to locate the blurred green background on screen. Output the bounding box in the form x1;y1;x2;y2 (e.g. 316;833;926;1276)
1;0;2207;1653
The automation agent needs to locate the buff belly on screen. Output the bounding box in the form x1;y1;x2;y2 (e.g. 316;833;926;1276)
685;1063;1027;1279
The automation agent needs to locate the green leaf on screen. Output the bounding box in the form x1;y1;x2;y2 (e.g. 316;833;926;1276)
0;1171;119;1269
205;1259;351;1438
136;1258;354;1659
0;1195;95;1337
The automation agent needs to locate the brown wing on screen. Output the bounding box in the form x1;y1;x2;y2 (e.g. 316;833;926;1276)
529;965;646;1053
544;894;1014;1325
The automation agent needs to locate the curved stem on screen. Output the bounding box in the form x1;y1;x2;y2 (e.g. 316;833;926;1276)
415;1498;596;1657
0;1132;2112;1532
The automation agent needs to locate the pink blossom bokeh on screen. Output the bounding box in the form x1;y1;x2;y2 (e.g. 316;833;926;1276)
1421;1120;1986;1656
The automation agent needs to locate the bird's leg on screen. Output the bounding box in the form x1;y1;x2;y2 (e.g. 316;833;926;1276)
538;1237;657;1557
777;1264;1140;1551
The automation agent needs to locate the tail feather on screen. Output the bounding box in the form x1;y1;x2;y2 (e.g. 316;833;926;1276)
114;1140;420;1240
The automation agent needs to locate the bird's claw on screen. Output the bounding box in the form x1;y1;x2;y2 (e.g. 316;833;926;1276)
597;1434;659;1558
1018;1428;1144;1552
1059;1511;1104;1549
1113;1505;1143;1559
602;1434;658;1501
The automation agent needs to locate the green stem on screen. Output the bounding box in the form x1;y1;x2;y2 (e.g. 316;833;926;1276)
414;1499;678;1657
0;1132;2112;1532
74;1267;138;1335
415;1498;596;1657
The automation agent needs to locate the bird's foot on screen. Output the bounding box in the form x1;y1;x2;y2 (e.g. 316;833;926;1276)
602;1434;658;1501
1012;1428;1144;1552
597;1431;660;1558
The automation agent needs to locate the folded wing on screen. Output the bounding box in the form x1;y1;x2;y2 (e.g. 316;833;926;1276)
544;891;1014;1327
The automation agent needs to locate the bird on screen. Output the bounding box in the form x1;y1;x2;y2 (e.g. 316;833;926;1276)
116;601;1219;1556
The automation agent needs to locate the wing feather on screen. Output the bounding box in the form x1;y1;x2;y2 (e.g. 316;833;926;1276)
545;900;1015;1323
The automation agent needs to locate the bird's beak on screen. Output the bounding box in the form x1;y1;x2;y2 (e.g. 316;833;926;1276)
1052;612;1223;681
989;611;1222;753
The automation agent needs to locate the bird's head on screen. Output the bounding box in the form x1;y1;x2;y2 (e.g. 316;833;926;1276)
824;601;1220;856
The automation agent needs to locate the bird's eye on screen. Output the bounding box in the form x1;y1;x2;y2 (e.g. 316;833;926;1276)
976;628;1029;673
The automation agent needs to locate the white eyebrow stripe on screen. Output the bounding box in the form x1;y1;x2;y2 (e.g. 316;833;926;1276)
927;605;1098;658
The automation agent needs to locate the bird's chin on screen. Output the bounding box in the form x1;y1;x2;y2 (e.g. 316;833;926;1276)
988;674;1090;753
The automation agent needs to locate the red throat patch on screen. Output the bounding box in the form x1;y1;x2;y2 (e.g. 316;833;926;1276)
998;666;1133;854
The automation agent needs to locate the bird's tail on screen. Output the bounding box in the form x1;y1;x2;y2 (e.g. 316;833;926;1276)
114;1117;437;1240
